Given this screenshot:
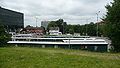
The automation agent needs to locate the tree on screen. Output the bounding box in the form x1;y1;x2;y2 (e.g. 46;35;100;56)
47;19;67;34
62;22;67;34
79;25;86;36
69;29;74;34
0;19;10;46
26;25;33;28
73;24;81;33
103;0;120;52
47;21;58;32
66;24;73;33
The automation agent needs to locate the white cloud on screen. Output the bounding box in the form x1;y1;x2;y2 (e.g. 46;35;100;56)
1;0;113;27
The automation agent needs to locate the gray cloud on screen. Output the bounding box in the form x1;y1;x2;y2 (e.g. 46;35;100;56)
0;0;113;27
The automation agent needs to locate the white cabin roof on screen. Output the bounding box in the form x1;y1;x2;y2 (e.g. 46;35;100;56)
8;41;108;45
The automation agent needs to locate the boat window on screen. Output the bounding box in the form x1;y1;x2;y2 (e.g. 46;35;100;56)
86;39;93;40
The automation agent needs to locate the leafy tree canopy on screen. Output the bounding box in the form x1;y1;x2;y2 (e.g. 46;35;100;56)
0;19;10;46
47;19;67;34
103;0;120;52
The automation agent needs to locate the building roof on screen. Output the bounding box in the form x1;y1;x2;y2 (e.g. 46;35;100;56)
0;7;23;14
96;22;104;25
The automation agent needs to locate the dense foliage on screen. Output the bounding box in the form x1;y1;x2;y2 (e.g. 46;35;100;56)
0;19;10;46
66;24;74;34
47;19;101;36
103;0;120;52
66;22;97;36
47;19;67;34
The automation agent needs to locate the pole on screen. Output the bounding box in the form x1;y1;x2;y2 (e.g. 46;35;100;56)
35;16;38;27
63;22;64;34
69;36;70;49
96;11;100;37
97;13;98;37
86;19;88;36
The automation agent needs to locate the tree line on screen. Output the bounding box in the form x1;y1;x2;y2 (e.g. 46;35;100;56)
66;22;98;36
48;20;102;36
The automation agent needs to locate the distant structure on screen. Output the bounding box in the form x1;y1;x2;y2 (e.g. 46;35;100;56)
20;26;45;35
96;22;104;25
41;21;51;29
49;27;62;35
0;7;24;32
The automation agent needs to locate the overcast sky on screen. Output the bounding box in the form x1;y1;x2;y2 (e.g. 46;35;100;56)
0;0;113;27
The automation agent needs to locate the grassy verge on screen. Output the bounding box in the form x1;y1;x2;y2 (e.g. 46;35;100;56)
0;47;120;68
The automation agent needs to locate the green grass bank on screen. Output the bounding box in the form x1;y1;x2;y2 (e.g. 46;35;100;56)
0;47;120;68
